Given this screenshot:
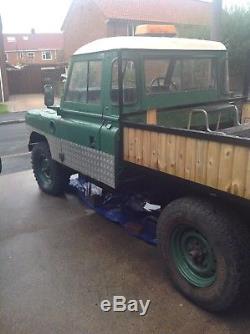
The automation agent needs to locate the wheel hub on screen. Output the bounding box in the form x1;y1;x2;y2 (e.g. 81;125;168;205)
171;226;216;288
39;156;52;185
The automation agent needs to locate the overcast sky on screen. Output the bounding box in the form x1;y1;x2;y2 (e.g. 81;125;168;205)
0;0;249;34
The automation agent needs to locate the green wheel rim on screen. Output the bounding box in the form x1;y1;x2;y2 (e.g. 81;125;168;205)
170;225;216;288
38;154;52;187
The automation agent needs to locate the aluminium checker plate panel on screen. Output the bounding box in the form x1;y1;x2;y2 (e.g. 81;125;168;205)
61;139;115;188
27;125;116;188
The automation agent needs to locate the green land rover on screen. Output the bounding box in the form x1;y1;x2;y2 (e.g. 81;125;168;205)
26;25;250;312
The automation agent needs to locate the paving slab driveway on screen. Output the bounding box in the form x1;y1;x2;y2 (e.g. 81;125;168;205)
1;170;250;334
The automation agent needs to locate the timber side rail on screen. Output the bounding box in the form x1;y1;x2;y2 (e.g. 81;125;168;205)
123;121;250;200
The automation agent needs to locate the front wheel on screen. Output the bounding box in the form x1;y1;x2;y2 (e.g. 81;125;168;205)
157;197;250;312
31;141;70;196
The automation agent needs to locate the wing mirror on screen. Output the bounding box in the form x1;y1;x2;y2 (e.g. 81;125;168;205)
44;84;55;107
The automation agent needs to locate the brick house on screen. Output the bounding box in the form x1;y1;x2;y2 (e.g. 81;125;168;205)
4;31;64;67
3;32;66;95
0;16;9;102
62;0;212;61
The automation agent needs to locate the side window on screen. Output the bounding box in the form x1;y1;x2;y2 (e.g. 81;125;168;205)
65;60;102;104
172;59;217;91
144;57;217;94
111;59;137;105
144;59;171;93
88;61;102;103
65;61;87;103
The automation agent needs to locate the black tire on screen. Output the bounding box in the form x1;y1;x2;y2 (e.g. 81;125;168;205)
31;141;70;196
157;197;250;312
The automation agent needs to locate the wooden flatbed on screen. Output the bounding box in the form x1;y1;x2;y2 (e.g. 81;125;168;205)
123;121;250;200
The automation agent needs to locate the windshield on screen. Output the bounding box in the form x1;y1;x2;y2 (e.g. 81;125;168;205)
144;57;217;94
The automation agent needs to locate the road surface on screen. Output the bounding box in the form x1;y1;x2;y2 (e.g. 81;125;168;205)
1;170;250;334
0;122;31;175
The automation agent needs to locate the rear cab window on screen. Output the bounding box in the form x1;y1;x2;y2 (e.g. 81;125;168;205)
142;51;220;109
144;57;217;94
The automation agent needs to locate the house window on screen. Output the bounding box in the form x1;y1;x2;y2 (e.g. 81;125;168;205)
7;36;16;42
27;52;35;59
42;51;53;61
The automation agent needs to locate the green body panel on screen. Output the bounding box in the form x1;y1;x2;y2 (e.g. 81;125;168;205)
26;44;234;188
26;109;62;134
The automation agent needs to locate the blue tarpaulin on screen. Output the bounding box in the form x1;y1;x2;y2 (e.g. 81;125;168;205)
69;176;160;245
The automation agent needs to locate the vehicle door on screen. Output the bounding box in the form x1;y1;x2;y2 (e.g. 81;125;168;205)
56;53;105;184
100;51;141;187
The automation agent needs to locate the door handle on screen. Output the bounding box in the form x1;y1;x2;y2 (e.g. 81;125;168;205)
105;122;112;129
89;136;96;149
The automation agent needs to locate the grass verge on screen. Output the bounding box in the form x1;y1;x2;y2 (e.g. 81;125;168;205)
0;103;8;114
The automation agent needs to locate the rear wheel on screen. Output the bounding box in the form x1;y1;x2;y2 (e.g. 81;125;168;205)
31;142;70;195
157;197;250;312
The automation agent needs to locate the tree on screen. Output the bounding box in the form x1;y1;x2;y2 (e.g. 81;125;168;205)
222;7;250;76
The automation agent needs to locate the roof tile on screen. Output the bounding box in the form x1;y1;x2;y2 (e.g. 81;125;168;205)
4;33;63;52
93;0;211;25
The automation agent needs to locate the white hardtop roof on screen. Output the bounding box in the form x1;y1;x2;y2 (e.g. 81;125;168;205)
74;36;226;55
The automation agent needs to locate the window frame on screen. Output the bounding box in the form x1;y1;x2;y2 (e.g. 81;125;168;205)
140;50;223;110
110;57;138;106
64;60;88;104
143;55;218;96
87;60;103;104
7;36;16;43
42;50;53;61
27;52;35;59
63;55;104;113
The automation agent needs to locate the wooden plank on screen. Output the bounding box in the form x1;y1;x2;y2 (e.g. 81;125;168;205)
217;143;234;193
146;109;157;125
150;131;158;169
142;130;151;167
195;139;208;184
123;127;129;161
135;129;143;164
206;141;221;188
184;137;197;182
175;136;186;178
157;133;167;172
244;151;250;199
128;128;136;162
241;102;250;124
231;146;248;197
166;134;176;175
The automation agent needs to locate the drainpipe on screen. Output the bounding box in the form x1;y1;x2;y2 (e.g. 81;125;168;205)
211;0;222;41
0;66;5;103
0;15;6;102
